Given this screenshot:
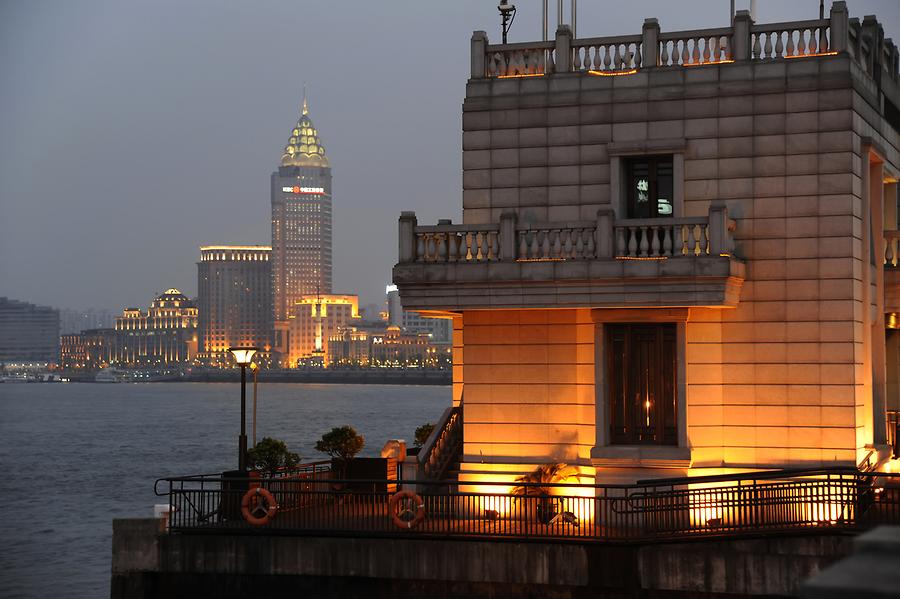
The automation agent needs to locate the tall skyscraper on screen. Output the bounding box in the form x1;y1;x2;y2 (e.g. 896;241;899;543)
271;94;332;322
197;246;273;365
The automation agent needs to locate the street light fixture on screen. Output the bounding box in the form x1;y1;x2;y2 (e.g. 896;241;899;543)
228;346;258;471
498;0;516;44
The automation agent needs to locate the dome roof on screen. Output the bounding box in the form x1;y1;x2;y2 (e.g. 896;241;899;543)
281;95;330;168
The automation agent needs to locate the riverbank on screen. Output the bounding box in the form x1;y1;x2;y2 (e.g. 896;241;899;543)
62;369;451;385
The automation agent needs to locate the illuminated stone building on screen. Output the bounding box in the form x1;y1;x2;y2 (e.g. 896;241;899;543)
0;297;59;365
197;246;273;365
394;3;900;488
112;289;198;366
60;328;114;370
271;95;333;322
328;324;451;368
284;294;359;367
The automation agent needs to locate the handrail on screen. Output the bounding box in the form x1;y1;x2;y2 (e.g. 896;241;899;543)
419;406;463;480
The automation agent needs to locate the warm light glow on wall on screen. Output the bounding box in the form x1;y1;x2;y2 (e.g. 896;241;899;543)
682;60;734;67
784;51;838;59
587;68;638;76
497;73;545;78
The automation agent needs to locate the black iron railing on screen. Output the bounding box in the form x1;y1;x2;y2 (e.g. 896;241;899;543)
155;467;900;543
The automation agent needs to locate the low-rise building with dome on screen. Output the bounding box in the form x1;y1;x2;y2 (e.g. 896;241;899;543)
111;288;198;366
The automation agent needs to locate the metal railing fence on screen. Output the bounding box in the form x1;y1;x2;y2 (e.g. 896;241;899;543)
155;468;900;543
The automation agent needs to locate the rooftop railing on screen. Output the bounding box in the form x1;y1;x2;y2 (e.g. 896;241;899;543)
471;1;898;84
156;467;900;542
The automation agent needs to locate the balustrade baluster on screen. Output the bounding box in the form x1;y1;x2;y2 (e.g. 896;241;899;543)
587;228;596;258
563;229;573;257
540;230;550;258
687;225;697;256
416;235;425;262
692;38;701;64
681;39;690;65
709;37;717;62
549;230;559;258
628;227;638;256
662;226;673;256
616;227;626;256
613;44;623;70
885;238;892;266
603;45;612;70
798;29;807;56
437;234;447;262
639;226;650;256
660;41;670;67
723;36;732;60
763;32;773;58
575;229;585;258
650;226;661;256
463;232;473;261
787;30;796;57
519;231;528;260
808;28;818;54
489;231;499;260
574;46;583;70
634;43;641;69
753;33;762;59
530;230;540;259
775;32;784;58
699;225;709;255
447;233;458;262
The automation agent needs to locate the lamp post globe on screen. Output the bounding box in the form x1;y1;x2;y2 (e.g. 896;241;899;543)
228;346;259;471
498;0;516;44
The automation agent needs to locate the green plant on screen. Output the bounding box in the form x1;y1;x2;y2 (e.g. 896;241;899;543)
248;437;301;477
510;463;580;524
315;425;365;477
414;422;435;448
510;462;580;496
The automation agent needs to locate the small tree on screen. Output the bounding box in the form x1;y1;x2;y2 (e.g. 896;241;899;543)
414;422;435;448
315;425;365;477
248;437;301;477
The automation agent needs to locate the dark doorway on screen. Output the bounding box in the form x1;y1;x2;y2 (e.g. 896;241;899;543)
607;323;677;445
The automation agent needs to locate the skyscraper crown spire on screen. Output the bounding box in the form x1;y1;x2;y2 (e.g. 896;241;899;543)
281;88;328;168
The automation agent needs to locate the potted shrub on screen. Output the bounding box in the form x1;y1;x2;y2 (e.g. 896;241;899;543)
315;425;365;482
247;437;301;478
510;463;580;524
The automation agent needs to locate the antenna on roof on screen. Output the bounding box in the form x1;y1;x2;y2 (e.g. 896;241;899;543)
302;83;308;116
819;0;824;19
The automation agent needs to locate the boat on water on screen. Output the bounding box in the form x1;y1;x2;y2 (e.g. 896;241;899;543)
2;373;32;383
95;368;131;383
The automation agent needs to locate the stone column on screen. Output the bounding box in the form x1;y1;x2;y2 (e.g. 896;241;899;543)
555;25;572;73
708;202;729;256
733;10;752;61
595;208;615;258
399;212;417;263
471;31;488;79
830;1;849;53
500;211;517;261
641;18;660;68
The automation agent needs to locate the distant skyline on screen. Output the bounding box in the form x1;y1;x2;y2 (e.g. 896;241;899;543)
2;0;899;311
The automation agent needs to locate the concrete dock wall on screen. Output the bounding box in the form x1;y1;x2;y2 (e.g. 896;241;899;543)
112;518;852;598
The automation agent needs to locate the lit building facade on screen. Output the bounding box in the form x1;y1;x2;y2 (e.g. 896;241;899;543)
285;294;359;366
328;324;452;368
112;289;198;366
271;95;333;322
60;328;114;370
0;297;59;364
394;4;900;487
197;246;273;365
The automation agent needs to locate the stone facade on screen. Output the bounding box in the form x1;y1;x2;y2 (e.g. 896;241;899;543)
395;3;900;483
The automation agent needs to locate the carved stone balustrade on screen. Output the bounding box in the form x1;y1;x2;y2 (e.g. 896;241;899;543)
394;206;744;312
884;232;900;315
470;1;898;85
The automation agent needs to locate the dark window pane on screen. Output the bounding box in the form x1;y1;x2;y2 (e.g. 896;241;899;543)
626;156;674;218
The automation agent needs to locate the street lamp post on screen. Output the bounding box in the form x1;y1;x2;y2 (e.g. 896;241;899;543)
250;361;259;447
229;347;258;471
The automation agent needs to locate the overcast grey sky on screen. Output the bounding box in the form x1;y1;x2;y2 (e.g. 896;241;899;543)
1;0;898;311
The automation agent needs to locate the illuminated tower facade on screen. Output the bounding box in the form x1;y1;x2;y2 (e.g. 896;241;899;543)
271;95;333;322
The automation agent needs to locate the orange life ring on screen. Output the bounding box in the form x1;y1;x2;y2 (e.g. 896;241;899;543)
389;490;425;529
241;487;277;526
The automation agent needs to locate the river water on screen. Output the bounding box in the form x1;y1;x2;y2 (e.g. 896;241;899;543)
0;382;450;598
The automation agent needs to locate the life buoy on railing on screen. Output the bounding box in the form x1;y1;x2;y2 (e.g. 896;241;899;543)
389;490;426;529
241;487;277;526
